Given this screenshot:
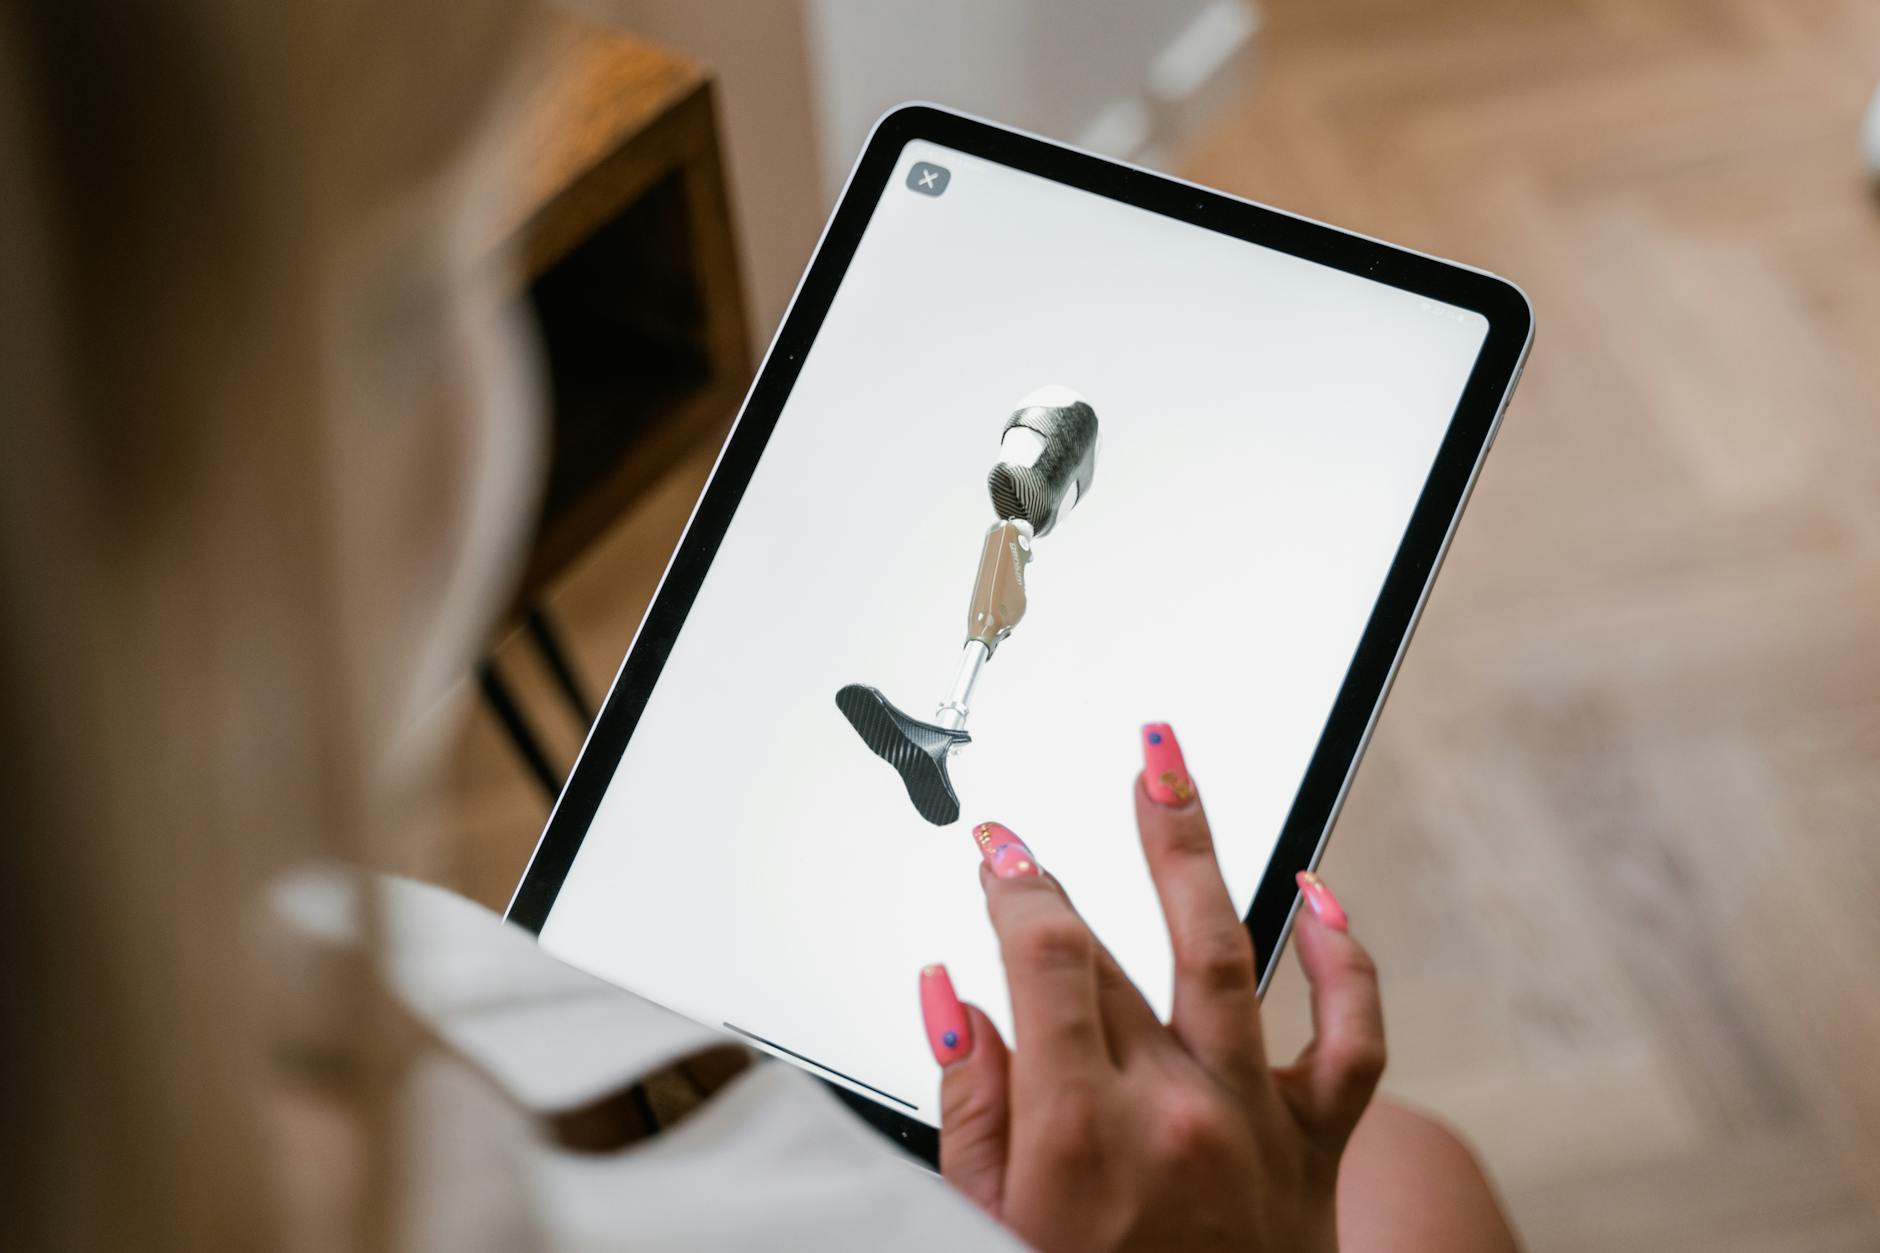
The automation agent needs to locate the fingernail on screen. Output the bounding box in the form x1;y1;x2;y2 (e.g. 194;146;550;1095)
972;821;1041;878
1295;871;1349;932
920;964;971;1066
1141;723;1194;806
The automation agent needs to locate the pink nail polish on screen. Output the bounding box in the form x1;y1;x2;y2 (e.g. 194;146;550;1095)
1142;723;1194;806
1295;871;1349;932
920;964;971;1065
972;821;1041;878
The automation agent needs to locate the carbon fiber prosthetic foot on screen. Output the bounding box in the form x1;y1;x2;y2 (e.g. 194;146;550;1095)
834;685;970;825
834;386;1099;825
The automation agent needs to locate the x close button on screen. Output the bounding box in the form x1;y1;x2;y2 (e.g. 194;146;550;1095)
906;162;950;196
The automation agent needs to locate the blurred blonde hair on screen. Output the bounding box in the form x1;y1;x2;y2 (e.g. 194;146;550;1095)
0;1;535;1249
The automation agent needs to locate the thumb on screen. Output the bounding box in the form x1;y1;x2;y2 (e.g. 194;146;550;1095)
1272;873;1387;1146
921;966;1010;1215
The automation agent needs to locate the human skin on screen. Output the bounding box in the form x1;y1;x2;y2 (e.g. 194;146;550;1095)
923;722;1518;1253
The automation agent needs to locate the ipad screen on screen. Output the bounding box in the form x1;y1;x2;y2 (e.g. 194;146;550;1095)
534;138;1490;1126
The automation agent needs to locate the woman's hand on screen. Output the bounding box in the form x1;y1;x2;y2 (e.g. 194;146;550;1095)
920;723;1385;1253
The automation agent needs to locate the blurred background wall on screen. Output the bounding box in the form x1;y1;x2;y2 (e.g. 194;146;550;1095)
596;0;1258;336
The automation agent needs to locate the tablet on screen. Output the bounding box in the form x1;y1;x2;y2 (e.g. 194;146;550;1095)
508;105;1532;1162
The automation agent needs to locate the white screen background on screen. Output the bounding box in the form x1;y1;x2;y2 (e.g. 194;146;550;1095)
539;138;1488;1124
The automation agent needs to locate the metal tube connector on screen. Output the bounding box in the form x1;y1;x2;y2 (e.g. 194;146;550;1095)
935;639;991;731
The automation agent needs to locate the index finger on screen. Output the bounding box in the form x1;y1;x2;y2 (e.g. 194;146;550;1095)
973;822;1111;1082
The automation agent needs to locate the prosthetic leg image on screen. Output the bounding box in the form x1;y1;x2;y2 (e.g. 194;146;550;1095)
836;385;1100;825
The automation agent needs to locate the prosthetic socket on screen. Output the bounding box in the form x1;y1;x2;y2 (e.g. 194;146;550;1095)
836;386;1100;825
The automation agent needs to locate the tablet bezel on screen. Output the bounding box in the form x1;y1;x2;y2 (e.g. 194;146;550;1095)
506;104;1533;1164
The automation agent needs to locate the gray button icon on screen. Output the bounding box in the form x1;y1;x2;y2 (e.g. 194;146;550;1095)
907;162;951;196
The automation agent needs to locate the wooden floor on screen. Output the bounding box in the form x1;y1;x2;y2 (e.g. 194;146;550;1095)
412;2;1880;1247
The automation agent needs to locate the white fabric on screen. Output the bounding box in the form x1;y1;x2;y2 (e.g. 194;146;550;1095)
380;876;723;1112
524;1064;1015;1252
345;874;1029;1251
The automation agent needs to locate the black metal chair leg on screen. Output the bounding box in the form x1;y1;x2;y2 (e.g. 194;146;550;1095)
478;660;561;798
526;607;594;727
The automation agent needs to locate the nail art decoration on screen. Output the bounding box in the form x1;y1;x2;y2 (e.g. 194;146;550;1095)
1295;870;1349;932
973;821;1041;878
920;964;971;1065
1142;722;1193;805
